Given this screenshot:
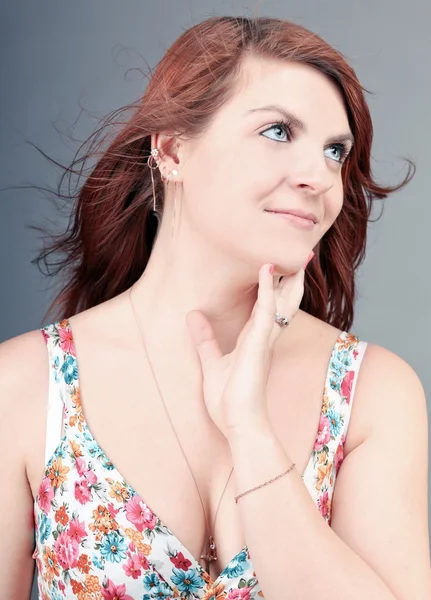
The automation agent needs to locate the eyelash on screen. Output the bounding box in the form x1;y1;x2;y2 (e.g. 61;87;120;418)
262;119;352;164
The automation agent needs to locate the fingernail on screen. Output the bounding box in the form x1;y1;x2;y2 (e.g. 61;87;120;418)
269;264;274;274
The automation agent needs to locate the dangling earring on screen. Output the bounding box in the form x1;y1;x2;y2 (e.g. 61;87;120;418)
148;147;179;236
148;148;160;212
165;168;179;239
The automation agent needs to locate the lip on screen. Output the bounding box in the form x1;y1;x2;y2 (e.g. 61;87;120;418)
265;208;318;224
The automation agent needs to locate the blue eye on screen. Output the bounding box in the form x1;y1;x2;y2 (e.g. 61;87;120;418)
260;120;351;164
260;120;291;143
324;144;350;163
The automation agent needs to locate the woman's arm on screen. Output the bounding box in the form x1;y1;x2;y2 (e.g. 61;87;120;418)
0;331;48;598
227;343;431;600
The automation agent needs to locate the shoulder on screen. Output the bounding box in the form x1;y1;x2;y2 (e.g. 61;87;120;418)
356;342;425;420
0;327;51;458
347;340;427;453
0;327;49;393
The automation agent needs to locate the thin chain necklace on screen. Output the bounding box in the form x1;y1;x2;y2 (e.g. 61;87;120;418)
128;283;235;576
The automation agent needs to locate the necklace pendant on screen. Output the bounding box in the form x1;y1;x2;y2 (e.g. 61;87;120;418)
208;535;217;560
201;534;218;569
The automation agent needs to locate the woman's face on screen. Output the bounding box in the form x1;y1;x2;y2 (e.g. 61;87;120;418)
176;55;354;274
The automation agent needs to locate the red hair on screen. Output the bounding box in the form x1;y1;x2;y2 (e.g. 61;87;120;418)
32;16;414;330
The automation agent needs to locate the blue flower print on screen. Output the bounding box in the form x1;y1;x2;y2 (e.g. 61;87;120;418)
39;513;52;544
340;349;353;368
143;571;162;593
61;355;78;385
92;553;104;569
326;409;342;437
100;531;127;563
102;455;114;470
221;547;249;579
329;356;345;377
56;445;66;459
171;568;204;594
87;439;102;459
142;577;172;599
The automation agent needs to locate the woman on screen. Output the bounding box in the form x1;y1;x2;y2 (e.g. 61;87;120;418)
1;15;429;600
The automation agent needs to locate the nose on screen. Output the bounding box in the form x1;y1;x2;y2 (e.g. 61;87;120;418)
286;152;335;196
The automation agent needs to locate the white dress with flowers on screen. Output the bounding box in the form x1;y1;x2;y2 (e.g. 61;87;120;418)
33;319;368;599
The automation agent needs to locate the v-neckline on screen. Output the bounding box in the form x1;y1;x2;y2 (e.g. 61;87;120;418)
60;318;345;589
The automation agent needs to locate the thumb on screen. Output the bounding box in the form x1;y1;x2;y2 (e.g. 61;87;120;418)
186;310;223;372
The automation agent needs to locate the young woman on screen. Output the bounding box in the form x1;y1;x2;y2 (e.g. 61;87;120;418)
1;15;429;600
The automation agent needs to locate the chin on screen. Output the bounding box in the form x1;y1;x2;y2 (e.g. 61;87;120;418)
272;253;312;272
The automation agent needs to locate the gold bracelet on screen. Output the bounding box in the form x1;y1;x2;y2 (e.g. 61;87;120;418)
234;463;296;504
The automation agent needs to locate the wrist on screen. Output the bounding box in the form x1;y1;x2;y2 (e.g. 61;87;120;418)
226;416;274;446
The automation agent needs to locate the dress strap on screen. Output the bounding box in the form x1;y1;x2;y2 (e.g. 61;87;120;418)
339;333;368;437
41;320;77;464
329;332;368;481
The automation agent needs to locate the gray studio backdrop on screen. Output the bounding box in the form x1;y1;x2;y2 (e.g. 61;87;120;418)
0;1;430;597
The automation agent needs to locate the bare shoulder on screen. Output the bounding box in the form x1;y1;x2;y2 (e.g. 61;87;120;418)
0;327;49;402
358;339;424;385
0;328;50;467
353;341;427;438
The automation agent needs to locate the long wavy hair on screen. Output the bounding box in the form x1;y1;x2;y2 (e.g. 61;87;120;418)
31;15;415;330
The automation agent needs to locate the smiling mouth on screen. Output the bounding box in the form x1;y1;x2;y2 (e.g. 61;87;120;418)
265;210;317;229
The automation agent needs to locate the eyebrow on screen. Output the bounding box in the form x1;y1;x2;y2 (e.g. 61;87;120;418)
246;104;355;147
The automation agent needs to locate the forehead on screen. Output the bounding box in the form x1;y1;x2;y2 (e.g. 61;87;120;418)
223;55;350;129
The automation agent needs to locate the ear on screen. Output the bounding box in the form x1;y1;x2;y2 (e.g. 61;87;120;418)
150;132;182;181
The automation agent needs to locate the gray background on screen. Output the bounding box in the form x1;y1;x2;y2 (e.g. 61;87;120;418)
0;1;429;596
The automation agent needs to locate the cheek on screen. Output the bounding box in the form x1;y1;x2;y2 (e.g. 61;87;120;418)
183;142;251;221
324;185;344;225
181;161;237;236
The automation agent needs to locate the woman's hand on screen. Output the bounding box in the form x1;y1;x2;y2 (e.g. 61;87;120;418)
185;258;311;440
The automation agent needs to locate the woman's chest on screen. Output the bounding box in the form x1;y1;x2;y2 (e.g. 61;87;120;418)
29;324;365;583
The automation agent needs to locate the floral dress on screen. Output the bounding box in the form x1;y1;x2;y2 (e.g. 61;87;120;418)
33;319;368;599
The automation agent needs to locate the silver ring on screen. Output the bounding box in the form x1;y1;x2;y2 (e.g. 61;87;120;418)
274;312;289;328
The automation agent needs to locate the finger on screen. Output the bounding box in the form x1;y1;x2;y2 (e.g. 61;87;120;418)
250;264;278;340
268;269;305;347
186;310;222;372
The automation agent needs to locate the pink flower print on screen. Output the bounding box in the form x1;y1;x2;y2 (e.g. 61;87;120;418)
101;579;134;600
123;554;142;579
84;468;97;485
314;413;331;451
37;477;54;514
107;502;119;518
41;329;49;345
318;490;330;518
137;551;150;570
74;478;92;504
68;517;87;543
75;456;86;477
58;326;75;356
341;370;355;404
125;495;157;532
170;550;192;571
334;439;345;475
226;588;252;599
54;530;79;570
58;581;65;594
